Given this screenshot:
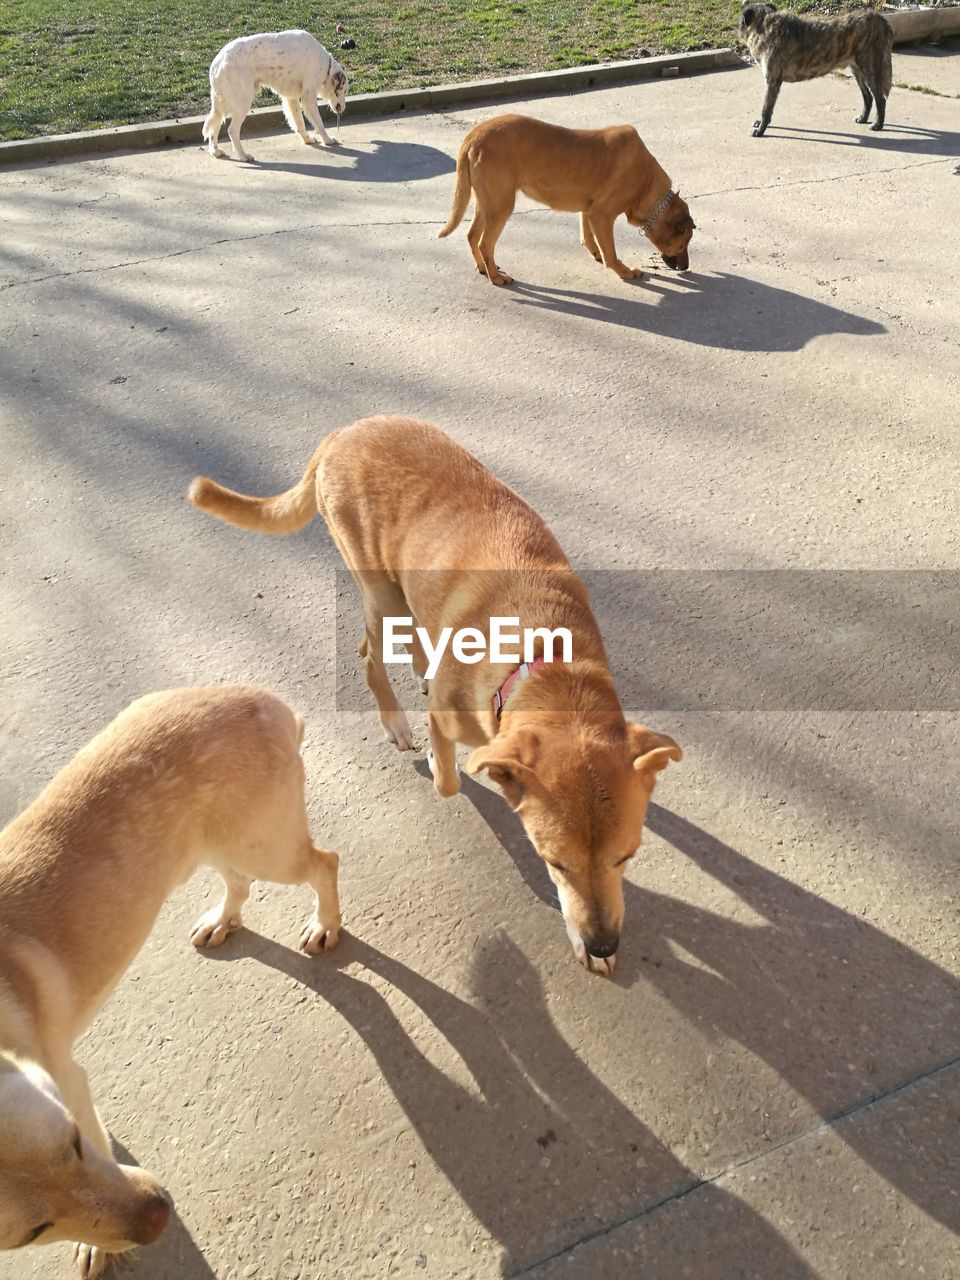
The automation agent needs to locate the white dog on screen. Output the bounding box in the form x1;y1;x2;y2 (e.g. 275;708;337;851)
203;29;349;162
0;685;342;1276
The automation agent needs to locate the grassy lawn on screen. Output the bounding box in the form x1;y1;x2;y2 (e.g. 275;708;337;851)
0;0;872;141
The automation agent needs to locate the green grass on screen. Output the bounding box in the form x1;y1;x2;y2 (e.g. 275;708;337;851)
0;0;879;141
896;79;960;98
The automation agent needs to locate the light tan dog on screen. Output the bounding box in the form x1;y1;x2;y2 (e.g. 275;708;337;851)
190;417;681;976
438;112;696;285
0;685;341;1276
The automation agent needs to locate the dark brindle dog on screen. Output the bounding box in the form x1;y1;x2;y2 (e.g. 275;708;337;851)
739;3;893;136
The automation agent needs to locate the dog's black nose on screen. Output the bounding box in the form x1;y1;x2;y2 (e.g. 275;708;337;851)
586;936;620;960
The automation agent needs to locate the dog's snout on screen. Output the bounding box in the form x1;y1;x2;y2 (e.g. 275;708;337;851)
585;935;620;960
134;1192;171;1245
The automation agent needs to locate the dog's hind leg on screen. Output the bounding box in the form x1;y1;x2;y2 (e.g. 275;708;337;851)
752;72;782;137
410;627;430;694
580;211;602;263
203;95;227;158
467;165;514;284
466;207;488;274
871;90;887;131
302;92;338;147
474;200;515;286
226;93;257;162
851;64;874;124
866;64;889;131
357;574;417;749
190;866;252;947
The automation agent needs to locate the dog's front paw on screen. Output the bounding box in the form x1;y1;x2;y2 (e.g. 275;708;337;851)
487;270;513;286
73;1243;111;1279
618;266;645;282
300;916;340;954
751;120;767;137
323;136;341;147
208;145;226;159
237;152;257;164
190;907;241;948
869;121;884;132
380;709;416;751
855;112;870;124
427;750;461;797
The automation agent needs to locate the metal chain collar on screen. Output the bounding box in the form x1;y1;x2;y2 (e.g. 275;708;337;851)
640;188;677;234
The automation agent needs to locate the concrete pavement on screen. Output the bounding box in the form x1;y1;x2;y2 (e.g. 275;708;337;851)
1;52;958;1280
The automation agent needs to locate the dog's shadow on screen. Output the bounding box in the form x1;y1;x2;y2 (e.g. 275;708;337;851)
246;137;455;181
436;773;959;1230
200;925;820;1277
506;268;885;352
765;121;960;155
191;777;959;1271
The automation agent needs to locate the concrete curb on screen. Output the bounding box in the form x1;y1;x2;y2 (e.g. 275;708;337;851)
0;48;740;167
884;5;960;43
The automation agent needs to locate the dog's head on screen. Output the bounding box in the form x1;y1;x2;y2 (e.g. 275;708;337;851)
739;3;777;38
467;722;681;975
630;190;696;272
0;1056;171;1255
324;65;349;115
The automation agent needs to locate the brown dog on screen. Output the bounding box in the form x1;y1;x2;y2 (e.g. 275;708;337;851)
0;686;340;1276
438;113;695;285
190;417;681;976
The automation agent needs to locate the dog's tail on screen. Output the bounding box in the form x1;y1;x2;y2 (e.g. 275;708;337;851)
202;73;225;141
438;148;472;238
879;20;894;98
188;437;333;535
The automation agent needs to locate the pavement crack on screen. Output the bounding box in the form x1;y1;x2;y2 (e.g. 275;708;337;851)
690;155;951;201
1;155;947;291
0;217;444;290
506;1050;960;1279
0;210;550;291
76;191;119;207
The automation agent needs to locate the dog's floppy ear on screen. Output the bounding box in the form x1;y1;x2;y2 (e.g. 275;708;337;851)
466;729;542;799
627;724;682;778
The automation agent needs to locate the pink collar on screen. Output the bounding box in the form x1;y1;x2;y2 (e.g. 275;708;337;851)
492;657;548;721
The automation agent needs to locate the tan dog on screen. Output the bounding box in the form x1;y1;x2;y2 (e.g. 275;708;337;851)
438;112;695;285
0;685;341;1277
190;417;681;976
